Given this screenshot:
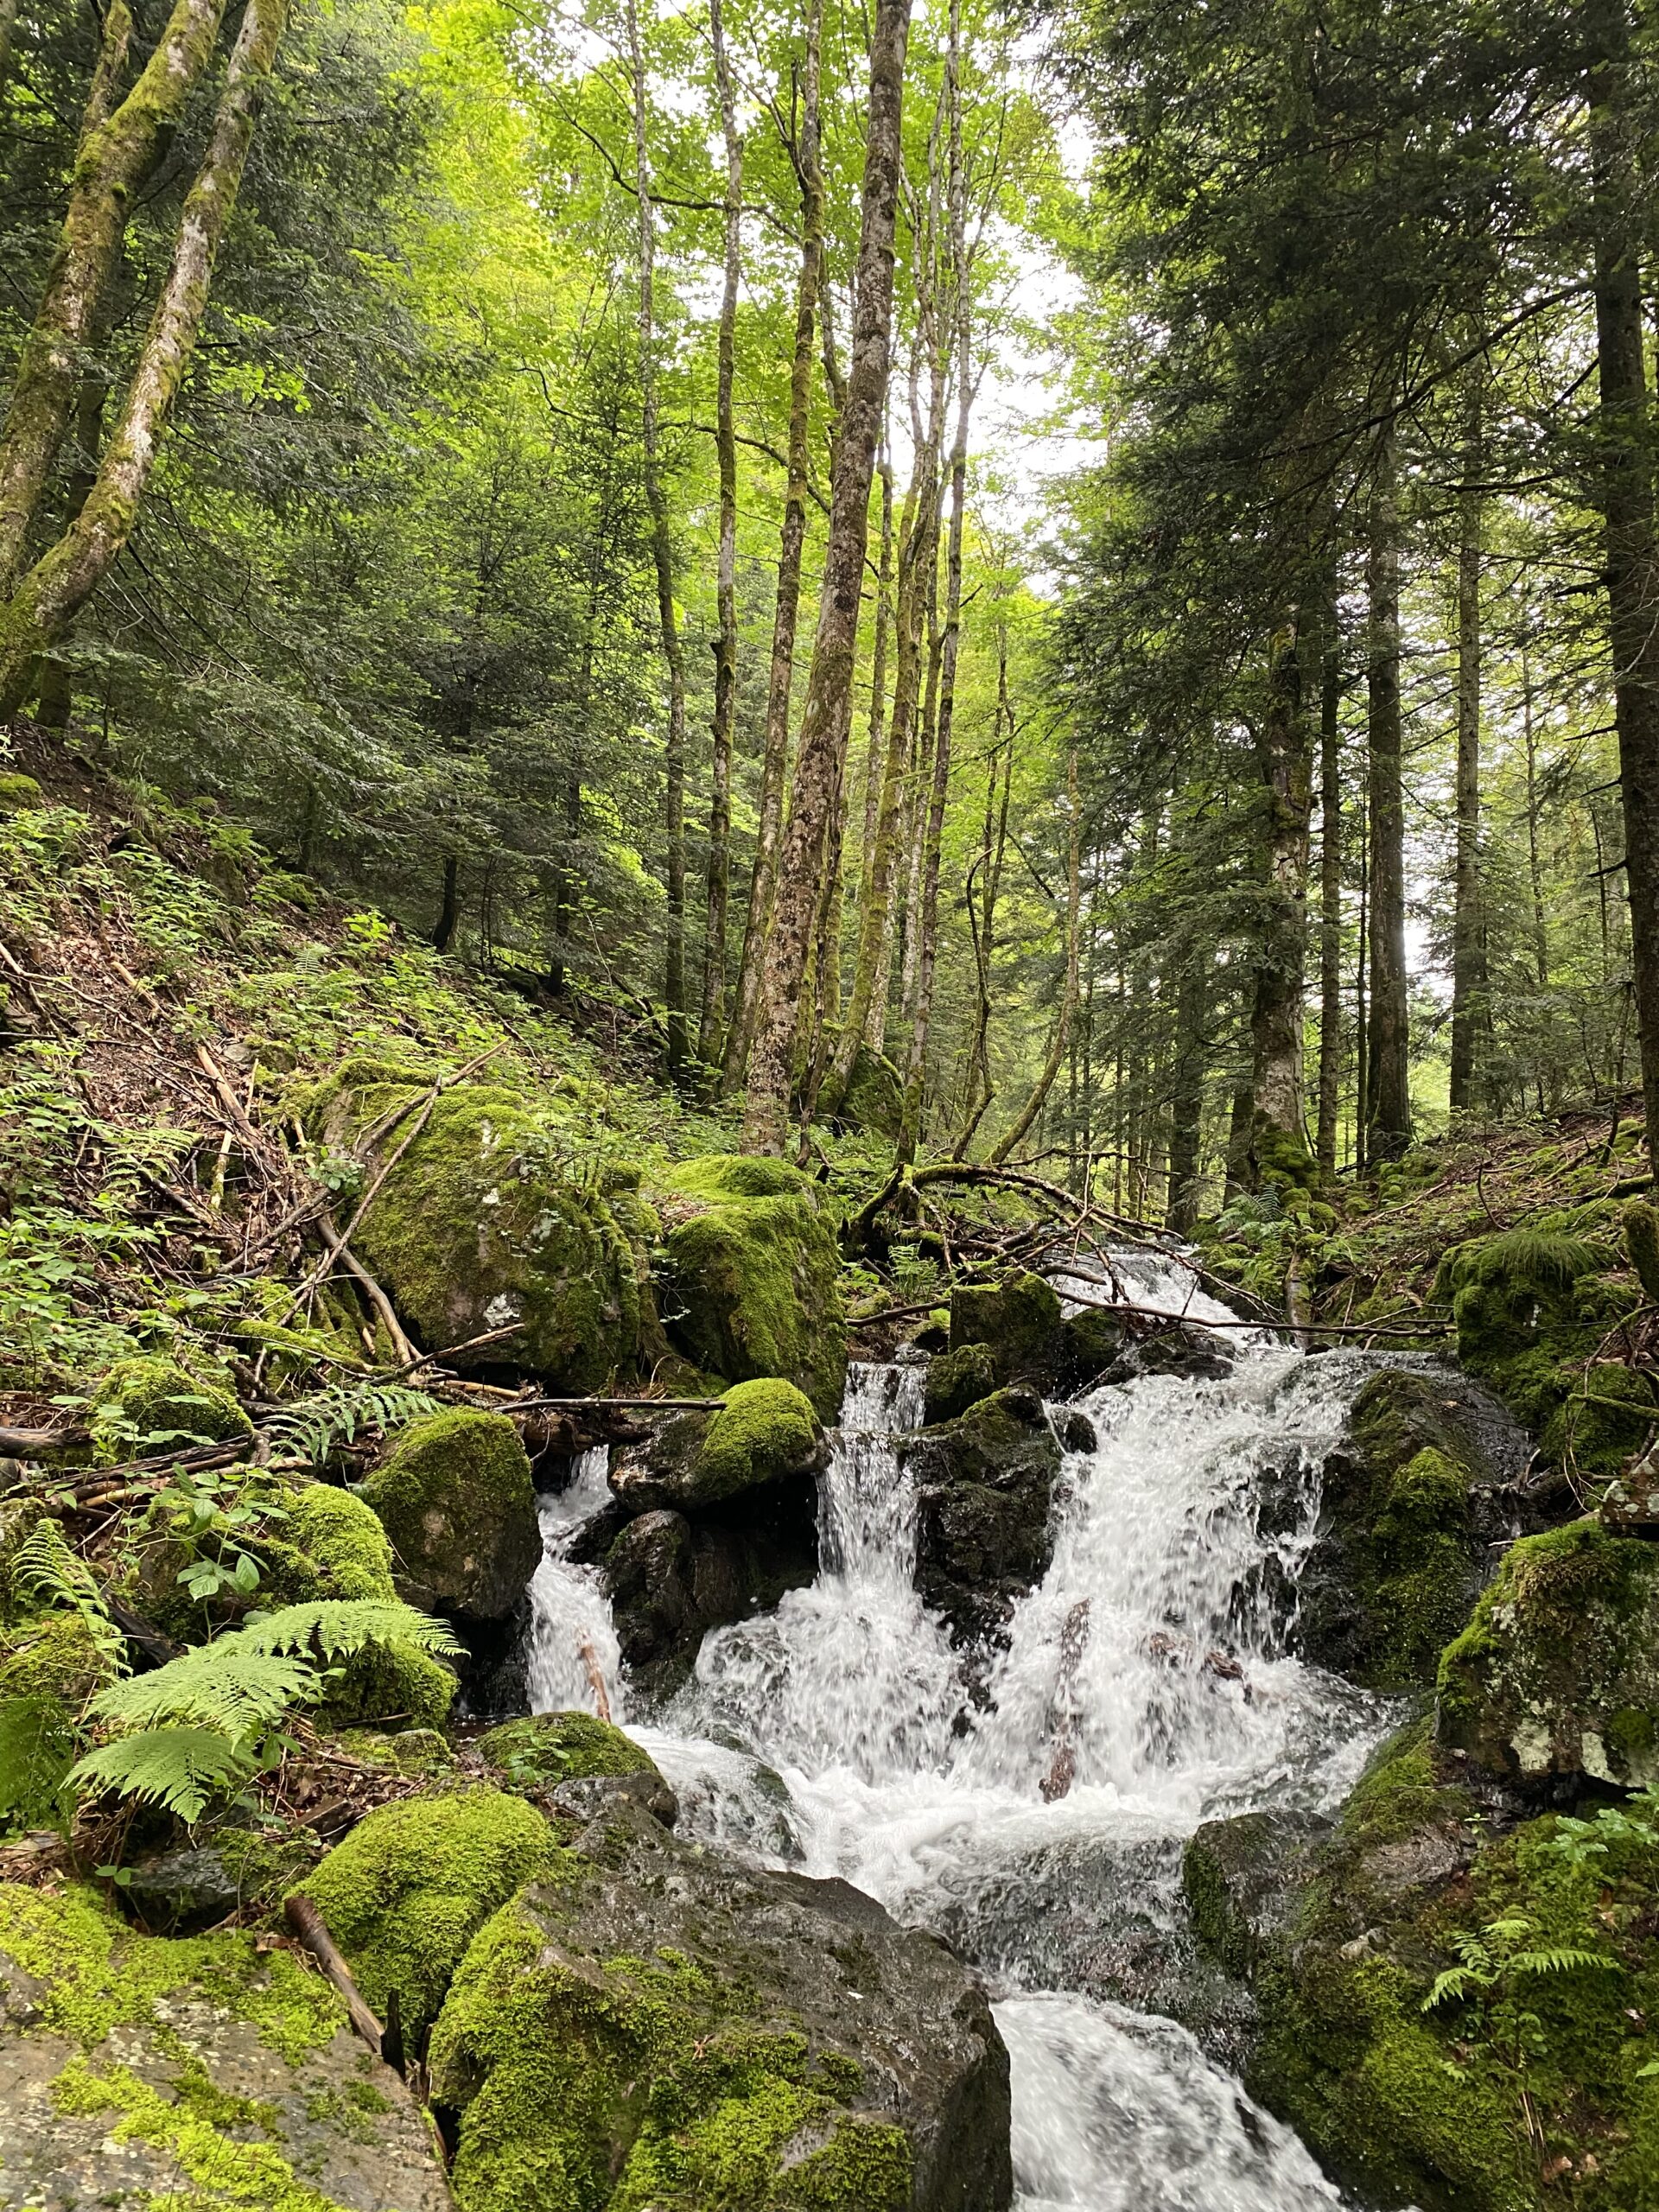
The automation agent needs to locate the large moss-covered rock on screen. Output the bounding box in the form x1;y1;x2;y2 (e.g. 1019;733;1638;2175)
899;1386;1062;1649
305;1058;658;1388
947;1273;1132;1397
0;1879;450;2209
654;1154;847;1421
298;1788;562;2042
478;1709;657;1788
924;1342;999;1426
838;1043;905;1138
0;1610;101;1834
1437;1519;1659;1791
610;1378;826;1514
1194;1715;1659;2212
429;1794;1012;2212
87;1354;251;1464
1294;1368;1527;1690
363;1408;541;1623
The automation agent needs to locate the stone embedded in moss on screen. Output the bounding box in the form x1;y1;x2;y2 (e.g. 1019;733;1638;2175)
478;1709;658;1789
302;1059;659;1389
611;1378;826;1515
285;1483;397;1600
837;1044;905;1139
656;1154;848;1422
1436;1519;1659;1790
924;1342;999;1426
362;1408;540;1623
428;1796;1009;2212
297;1789;562;2043
88;1355;251;1465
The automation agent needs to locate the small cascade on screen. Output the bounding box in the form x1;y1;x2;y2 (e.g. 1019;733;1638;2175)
524;1255;1412;2208
525;1446;626;1721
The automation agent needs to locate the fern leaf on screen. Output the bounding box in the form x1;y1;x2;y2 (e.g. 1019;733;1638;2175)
1507;1949;1622;1980
1423;1967;1484;2011
86;1641;317;1735
241;1599;462;1662
12;1518;125;1678
68;1726;253;1822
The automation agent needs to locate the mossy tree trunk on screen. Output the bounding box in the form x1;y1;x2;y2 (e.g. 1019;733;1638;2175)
1364;427;1411;1160
1166;945;1208;1230
1316;587;1344;1172
0;0;220;599
1449;357;1489;1118
741;0;914;1154
1247;607;1313;1174
0;0;289;716
721;0;824;1094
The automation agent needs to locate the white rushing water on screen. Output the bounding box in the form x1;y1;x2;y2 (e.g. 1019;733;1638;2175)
529;1249;1403;2209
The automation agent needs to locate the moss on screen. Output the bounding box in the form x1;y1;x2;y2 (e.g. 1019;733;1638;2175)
0;1880;343;2061
0;769;44;813
1368;1446;1477;1688
924;1343;998;1427
303;1062;654;1389
317;1633;454;1732
284;1483;397;1599
332;1726;457;1775
0;1605;102;1704
479;1710;658;1789
297;1789;562;2041
1624;1200;1659;1304
948;1270;1061;1384
88;1355;251;1465
0;1691;78;1830
691;1379;822;1504
361;1406;539;1621
658;1156;848;1422
429;1893;909;2212
836;1046;904;1141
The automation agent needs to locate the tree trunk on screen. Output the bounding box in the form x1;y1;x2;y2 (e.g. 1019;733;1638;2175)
1248;610;1313;1173
1315;592;1343;1171
740;0;913;1153
623;0;688;1071
899;551;943;1034
1522;651;1550;992
0;0;289;712
721;0;823;1091
1166;944;1208;1232
992;751;1082;1166
432;854;460;951
1364;431;1411;1160
696;0;743;1069
1448;360;1487;1117
1588;0;1659;1149
0;0;219;595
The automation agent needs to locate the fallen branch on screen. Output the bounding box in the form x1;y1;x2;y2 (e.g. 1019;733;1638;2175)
0;1423;88;1457
577;1636;613;1722
283;1893;384;2056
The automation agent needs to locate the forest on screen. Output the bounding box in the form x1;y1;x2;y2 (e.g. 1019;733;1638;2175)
6;3;1659;2212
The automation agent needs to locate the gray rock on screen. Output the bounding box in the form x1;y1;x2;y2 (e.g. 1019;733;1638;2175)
900;1386;1062;1649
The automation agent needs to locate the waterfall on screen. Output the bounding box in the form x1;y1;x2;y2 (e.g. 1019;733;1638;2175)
525;1446;626;1720
528;1252;1408;2209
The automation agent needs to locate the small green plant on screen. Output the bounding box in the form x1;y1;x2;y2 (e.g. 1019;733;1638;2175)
68;1599;461;1821
10;1518;125;1679
268;1379;438;1465
151;1464;287;1603
1422;1914;1623;2093
1544;1793;1659;1868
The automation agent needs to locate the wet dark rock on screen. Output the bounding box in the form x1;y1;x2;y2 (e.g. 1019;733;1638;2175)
1101;1324;1234;1385
1294;1365;1529;1690
1182;1808;1335;1983
118;1847;242;1936
608;1377;827;1514
543;1765;680;1828
948;1271;1131;1396
429;1795;1013;2212
925;1341;1000;1425
901;1386;1062;1649
1058;1407;1097;1454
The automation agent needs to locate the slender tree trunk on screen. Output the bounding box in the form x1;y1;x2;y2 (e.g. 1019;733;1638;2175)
992;751;1083;1166
0;0;289;710
1522;651;1550;991
1166;945;1208;1232
957;714;1010;1153
1364;431;1411;1160
623;0;688;1071
1316;594;1343;1172
741;0;912;1153
1248;610;1313;1172
1354;795;1368;1166
1588;0;1659;1148
0;0;18;95
1448;361;1487;1116
721;0;824;1090
696;0;742;1067
899;554;943;1033
0;0;219;594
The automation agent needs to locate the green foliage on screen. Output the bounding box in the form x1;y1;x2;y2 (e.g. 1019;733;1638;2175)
10;1519;124;1681
267;1378;439;1465
478;1709;658;1790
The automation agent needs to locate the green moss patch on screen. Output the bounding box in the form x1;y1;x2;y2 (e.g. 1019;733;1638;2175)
362;1407;541;1622
479;1709;658;1789
88;1354;251;1465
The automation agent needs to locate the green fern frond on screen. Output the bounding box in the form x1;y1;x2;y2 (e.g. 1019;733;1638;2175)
67;1726;257;1822
239;1598;461;1662
1423;1967;1487;2010
270;1381;438;1465
1506;1948;1622;1981
86;1641;316;1736
11;1518;125;1678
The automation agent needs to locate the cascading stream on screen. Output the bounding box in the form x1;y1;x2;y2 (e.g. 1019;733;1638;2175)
529;1251;1408;2209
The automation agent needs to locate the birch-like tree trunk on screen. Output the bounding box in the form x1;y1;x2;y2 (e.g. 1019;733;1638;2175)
1448;361;1487;1116
741;0;914;1152
1315;594;1344;1171
1247;611;1313;1166
0;0;289;712
1364;429;1411;1160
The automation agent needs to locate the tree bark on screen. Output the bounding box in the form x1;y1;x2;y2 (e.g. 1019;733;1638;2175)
1248;610;1313;1171
1315;593;1343;1171
697;0;742;1069
0;0;217;594
1166;944;1207;1231
992;749;1081;1166
741;0;913;1154
1364;430;1411;1160
721;0;823;1091
0;0;289;713
1448;359;1487;1116
623;0;688;1071
1588;0;1659;1150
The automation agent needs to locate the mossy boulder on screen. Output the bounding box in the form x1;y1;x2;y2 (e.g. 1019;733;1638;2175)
1294;1368;1527;1690
838;1043;905;1138
297;1788;563;2042
654;1154;848;1421
1196;1716;1659;2212
611;1378;826;1514
362;1408;541;1623
478;1709;657;1788
87;1355;251;1465
0;1880;450;2209
303;1058;659;1388
899;1385;1062;1649
428;1795;1012;2212
1437;1519;1659;1791
0;770;44;814
947;1271;1130;1395
0;1610;99;1834
924;1342;999;1426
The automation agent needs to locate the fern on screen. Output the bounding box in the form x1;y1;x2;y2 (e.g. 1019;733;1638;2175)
269;1380;438;1465
11;1517;125;1679
68;1599;460;1821
1505;1948;1623;1981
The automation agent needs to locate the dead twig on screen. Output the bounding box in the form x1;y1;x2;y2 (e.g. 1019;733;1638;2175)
283;1893;385;2056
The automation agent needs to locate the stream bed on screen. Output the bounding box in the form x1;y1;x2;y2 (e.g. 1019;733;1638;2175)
525;1249;1407;2209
